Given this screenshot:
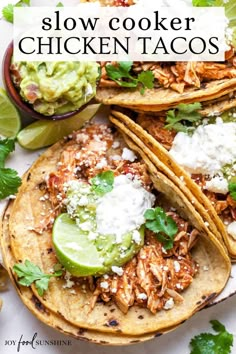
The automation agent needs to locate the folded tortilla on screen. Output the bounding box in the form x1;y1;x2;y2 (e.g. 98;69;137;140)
110;110;236;259
1;123;230;341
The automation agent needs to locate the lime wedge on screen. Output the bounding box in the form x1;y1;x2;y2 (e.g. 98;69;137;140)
0;88;21;138
53;213;103;277
17;103;101;150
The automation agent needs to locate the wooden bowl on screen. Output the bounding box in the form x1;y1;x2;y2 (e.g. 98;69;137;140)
3;42;92;121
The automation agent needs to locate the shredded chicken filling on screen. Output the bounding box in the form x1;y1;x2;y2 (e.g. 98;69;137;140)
137;115;236;227
35;123;199;314
100;52;236;94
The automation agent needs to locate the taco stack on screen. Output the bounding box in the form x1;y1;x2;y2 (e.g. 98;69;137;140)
0;121;230;343
109;108;236;260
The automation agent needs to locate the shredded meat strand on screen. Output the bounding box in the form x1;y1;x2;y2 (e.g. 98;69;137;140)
92;229;198;314
100;52;236;93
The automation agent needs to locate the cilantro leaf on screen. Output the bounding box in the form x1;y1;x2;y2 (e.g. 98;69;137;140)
56;2;64;7
190;320;233;354
0;139;15;167
2;1;31;23
138;71;155;95
192;0;215;6
0;139;21;200
2;4;14;23
165;103;202;133
13;260;62;296
91;171;114;196
229;182;236;201
105;62;154;94
144;207;178;250
0;168;21;199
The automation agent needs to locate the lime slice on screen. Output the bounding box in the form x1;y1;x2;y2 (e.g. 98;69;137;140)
53;213;103;277
0;88;21;138
17;103;101;150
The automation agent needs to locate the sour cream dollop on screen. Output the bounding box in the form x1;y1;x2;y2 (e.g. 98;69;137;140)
169;118;236;194
96;175;155;239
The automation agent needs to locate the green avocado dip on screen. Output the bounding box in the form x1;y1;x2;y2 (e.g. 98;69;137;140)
10;61;99;116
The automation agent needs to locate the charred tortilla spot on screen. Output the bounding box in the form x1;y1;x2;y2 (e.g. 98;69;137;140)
26;173;31;181
47;248;53;254
110;308;115;313
104;319;119;327
38;182;47;191
130;340;141;343
31;295;47;313
155;332;163;337
205;293;217;303
104;313;107;316
196;300;202;305
138;315;144;320
77;328;86;335
202;295;206;300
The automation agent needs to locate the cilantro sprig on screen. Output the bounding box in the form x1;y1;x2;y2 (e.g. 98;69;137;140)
228;181;236;201
13;260;62;296
91;171;114;196
105;61;154;95
2;0;31;23
144;207;178;250
165;103;202;133
190;320;233;354
0;139;21;200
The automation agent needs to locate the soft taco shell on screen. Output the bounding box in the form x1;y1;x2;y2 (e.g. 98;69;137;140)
5;127;230;336
96;79;236;111
1;202;165;345
110;110;236;259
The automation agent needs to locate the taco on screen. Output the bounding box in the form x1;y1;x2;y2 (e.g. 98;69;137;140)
1;122;230;340
96;60;236;111
110;108;236;259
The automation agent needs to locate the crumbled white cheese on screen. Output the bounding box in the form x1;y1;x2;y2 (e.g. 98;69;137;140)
79;221;93;232
122;148;137;162
163;298;174;310
100;281;109;289
163;266;169;271
176;283;183;290
227;221;236;240
96;175;155;238
170;119;236;177
203;266;209;271
96;158;107;169
132;230;141;244
174;261;180;273
112;141;120;149
87;231;98;240
78;196;89;206
111;266;124;276
137;293;147;300
205;176;229;195
111;288;117;293
110;154;122;161
63;271;75;289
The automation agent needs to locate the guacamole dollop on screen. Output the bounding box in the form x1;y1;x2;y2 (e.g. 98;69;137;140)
11;61;99;116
